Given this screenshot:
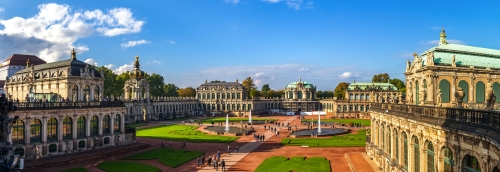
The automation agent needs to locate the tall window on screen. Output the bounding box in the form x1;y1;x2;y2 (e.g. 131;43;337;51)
243;104;246;110
63;117;72;139
476;81;485;103
237;93;240;99
83;85;90;102
463;155;481;172
439;79;451;103
366;94;370;101
77;116;86;138
114;114;120;133
395;129;399;164
94;86;100;101
427;141;435;172
47;118;58;141
217;93;220;99
232;93;235;99
72;85;79;101
103;115;110;135
222;93;225;99
403;132;408;170
12;120;24;144
414;136;420;172
443;147;453;172
90;116;98;136
227;104;230;110
298;91;303;99
212;93;215;99
30;119;42;143
388;128;391;155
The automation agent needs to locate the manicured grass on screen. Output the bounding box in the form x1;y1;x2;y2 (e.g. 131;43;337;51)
60;167;88;172
125;148;203;168
255;156;330;172
202;117;277;123
125;123;148;128
280;129;367;147
97;161;161;172
302;119;371;126
136;124;238;143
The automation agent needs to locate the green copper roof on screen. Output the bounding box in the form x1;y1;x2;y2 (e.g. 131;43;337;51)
422;44;500;69
286;81;314;89
347;82;398;91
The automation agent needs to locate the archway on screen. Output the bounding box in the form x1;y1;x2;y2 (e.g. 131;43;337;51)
412;136;420;172
458;80;469;103
462;154;481;172
440;146;454;172
476;81;485;103
425;141;435;172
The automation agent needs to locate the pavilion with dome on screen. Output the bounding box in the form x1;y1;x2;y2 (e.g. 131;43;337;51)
281;78;320;114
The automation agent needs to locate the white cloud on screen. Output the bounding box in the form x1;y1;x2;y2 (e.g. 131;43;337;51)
113;63;134;74
167;40;176;44
339;72;352;79
121;40;151;48
262;0;304;10
426;39;464;45
305;1;314;9
0;3;144;62
84;58;98;66
224;0;240;4
104;64;114;69
262;0;281;3
146;60;161;64
0;7;4;13
253;72;275;87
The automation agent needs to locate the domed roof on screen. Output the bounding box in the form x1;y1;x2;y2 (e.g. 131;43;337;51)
129;55;145;80
286;78;314;89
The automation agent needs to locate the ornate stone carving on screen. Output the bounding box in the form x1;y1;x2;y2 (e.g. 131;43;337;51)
455;87;465;108
426;51;434;66
451;55;456;67
436;89;442;107
419;89;426;105
486;83;496;111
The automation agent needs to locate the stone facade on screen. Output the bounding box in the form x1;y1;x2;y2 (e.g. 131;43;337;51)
281;78;319;113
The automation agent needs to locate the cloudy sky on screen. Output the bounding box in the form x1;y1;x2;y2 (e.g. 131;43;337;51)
1;1;500;90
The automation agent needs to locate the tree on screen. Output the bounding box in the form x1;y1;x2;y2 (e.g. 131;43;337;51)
261;84;270;92
177;87;196;97
146;73;166;97
242;77;256;98
316;91;324;98
164;84;179;97
323;91;334;98
390;78;406;93
114;72;130;97
96;66;117;97
372;73;390;83
249;88;260;98
334;82;350;100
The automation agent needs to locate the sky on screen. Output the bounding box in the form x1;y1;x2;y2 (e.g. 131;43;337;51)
1;1;500;91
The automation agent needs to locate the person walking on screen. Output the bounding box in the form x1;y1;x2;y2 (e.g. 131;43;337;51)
197;156;201;166
217;151;221;161
213;159;218;170
202;155;205;167
221;159;226;171
236;146;239;154
161;141;165;148
227;145;231;155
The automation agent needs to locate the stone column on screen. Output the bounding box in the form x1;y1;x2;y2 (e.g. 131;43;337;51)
451;74;458;105
120;114;125;133
25;117;31;145
72;115;78;140
98;116;103;136
470;76;475;103
90;85;94;102
293;91;297;100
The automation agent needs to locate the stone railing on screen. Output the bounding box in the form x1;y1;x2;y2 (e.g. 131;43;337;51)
371;103;500;144
14;101;125;110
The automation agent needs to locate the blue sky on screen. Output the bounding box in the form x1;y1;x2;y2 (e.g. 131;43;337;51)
1;1;500;90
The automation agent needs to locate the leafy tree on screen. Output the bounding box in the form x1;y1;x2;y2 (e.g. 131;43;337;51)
316;91;324;98
164;84;179;97
96;66;117;97
249;88;260;98
261;84;270;92
114;72;130;97
146;73;166;97
372;73;390;83
334;82;350;100
242;77;256;98
323;91;334;98
177;87;196;97
390;78;406;93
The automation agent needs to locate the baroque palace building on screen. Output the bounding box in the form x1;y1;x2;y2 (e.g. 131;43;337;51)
281;78;319;113
367;29;500;172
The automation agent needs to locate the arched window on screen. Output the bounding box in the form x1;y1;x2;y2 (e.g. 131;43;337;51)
217;104;220;110
476;81;485;103
30;119;42;143
212;93;215;99
103;115;110;135
77;116;86;138
413;136;420;172
360;94;364;100
63;117;72;139
217;93;220;99
439;79;451;103
355;94;359;100
237;104;240;110
423;79;427;102
47;118;58;141
387;127;391;155
415;81;420;105
395;129;399;164
90;116;99;136
222;93;225;99
463;155;481;172
232;93;236;99
355;105;358;111
360;105;364;111
442;147;453;172
349;105;353;111
297;91;303;99
306;91;310;99
403;132;408;170
72;85;79;101
198;93;201;99
237;93;240;99
426;141;435;172
366;94;370;101
83;85;90;102
343;105;347;112
202;94;206;99
458;80;469;103
366;105;370;111
349;94;354;100
494;82;500;103
94;86;100;101
12;120;24;144
337;105;341;112
227;104;230;110
243;104;246;110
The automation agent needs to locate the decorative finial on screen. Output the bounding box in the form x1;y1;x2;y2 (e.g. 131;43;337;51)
71;48;77;60
299;78;301;82
236;78;239;83
439;28;448;45
353;79;356;83
205;79;207;83
26;59;31;67
134;55;140;69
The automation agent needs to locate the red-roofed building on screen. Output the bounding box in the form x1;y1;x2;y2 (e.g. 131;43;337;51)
0;54;46;88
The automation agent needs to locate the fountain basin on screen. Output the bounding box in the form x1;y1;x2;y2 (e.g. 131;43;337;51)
289;128;349;138
203;126;246;136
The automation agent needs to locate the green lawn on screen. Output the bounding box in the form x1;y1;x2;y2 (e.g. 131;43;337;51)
60;167;88;172
202;117;277;123
97;161;161;172
255;156;330;172
302;119;371;126
280;129;367;147
125;123;148;128
125;148;203;168
136;124;238;143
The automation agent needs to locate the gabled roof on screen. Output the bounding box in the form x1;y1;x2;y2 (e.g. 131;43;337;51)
15;59;102;77
2;54;46;66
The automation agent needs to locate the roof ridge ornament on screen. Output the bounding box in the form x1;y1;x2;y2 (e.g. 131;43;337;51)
439;28;448;45
26;59;31;67
71;48;77;60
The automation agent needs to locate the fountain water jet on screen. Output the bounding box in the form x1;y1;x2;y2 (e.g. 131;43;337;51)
317;111;322;133
248;108;253;125
225;114;230;131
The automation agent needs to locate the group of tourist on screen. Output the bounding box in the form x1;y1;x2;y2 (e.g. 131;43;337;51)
254;132;266;141
197;153;227;171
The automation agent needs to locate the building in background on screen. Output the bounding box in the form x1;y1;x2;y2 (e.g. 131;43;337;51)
0;54;46;89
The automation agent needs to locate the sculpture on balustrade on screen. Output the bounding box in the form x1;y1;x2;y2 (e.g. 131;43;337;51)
455;87;465;108
73;94;77;102
435;89;442;107
486;83;496;111
0;93;22;170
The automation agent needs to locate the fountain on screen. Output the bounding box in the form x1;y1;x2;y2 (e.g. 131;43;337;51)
317;111;322;133
0;94;22;171
225;114;230;131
